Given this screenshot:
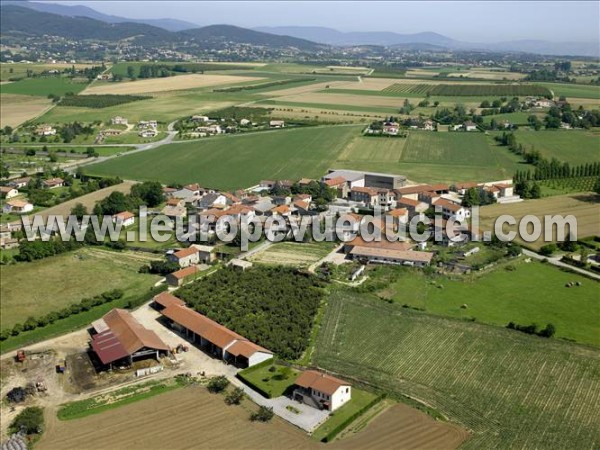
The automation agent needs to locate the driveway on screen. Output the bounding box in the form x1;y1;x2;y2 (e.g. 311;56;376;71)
231;379;330;432
522;249;600;281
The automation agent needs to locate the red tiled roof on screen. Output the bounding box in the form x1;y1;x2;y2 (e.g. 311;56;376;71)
173;247;198;259
395;184;433;195
295;370;350;396
114;211;134;221
352;186;378;196
170;266;198;280
323;177;346;187
153;292;185;309
396;197;421;207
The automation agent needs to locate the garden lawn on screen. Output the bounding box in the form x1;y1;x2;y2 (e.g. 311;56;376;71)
379;260;600;346
238;363;300;398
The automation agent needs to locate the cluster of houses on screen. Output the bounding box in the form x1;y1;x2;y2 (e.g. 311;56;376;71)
138;120;158;138
187;115;285;138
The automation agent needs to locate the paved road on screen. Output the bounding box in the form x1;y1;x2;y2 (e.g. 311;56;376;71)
522;249;600;281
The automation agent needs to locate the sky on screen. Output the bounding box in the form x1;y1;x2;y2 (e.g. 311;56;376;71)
44;1;600;42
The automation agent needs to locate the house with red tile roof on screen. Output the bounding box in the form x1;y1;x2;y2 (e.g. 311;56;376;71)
294;370;351;411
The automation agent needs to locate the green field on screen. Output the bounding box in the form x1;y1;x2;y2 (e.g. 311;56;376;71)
513;129;600;165
237;363;301;398
314;290;600;449
540;82;600;99
336;131;524;183
0;247;159;331
1;77;89;97
378;260;600;346
86;126;359;190
86;126;527;187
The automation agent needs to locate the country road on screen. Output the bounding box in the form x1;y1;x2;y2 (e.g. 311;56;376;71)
522;249;600;281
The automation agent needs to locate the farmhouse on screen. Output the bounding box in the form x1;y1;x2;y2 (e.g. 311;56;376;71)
139;129;158;138
350;186;379;206
3;200;33;214
396;197;429;215
111;116;128;125
42;178;64;189
349;247;434;267
168;246;200;267
293;370;351;411
191;115;210;122
382;121;400;135
343;235;414;255
166;266;199;287
269;120;285;128
160;302;273;368
434;198;470;221
0;186;19;199
7;177;31;189
112;211;135;227
194;244;216;264
90;309;170;369
35;125;56;136
463;121;478;132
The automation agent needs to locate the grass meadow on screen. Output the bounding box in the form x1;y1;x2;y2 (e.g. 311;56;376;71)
1;77;89;97
0;247;159;331
314;289;600;449
86;125;360;189
513;129;600;165
378;260;600;346
87;126;528;187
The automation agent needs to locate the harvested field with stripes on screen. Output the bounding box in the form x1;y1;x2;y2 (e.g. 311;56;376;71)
314;290;600;449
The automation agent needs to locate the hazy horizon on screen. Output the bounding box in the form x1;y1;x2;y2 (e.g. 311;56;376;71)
35;0;600;43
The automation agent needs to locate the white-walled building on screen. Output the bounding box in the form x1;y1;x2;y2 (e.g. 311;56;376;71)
294;370;352;411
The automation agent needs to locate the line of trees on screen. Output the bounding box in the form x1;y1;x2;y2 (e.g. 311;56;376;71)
506;322;556;338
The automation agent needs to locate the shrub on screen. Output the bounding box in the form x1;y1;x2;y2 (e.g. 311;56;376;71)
207;376;230;393
225;387;245;405
540;243;558;256
250;406;274;422
9;406;44;435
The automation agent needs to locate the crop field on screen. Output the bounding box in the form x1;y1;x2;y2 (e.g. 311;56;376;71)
109;62;260;77
540;82;600;99
82;74;264;95
0;247;159;331
38;90;243;123
336;132;524;183
0;77;89;97
38;386;318;450
314;290;600;449
479;193;600;249
0;63;95;81
85;126;360;190
382;83;435;95
0;93;53;127
333;403;470;450
513;129;600;165
378;261;600;346
249;241;336;267
428;84;551;97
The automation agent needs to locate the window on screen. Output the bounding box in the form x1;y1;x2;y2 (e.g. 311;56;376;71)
346;388;349;393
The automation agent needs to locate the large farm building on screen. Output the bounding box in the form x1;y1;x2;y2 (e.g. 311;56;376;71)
155;292;273;368
90;309;170;369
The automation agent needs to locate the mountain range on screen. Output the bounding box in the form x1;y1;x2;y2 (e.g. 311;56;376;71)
254;26;600;57
0;5;323;50
2;1;598;57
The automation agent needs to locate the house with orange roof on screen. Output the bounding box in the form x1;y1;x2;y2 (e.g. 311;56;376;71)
3;199;33;214
0;186;19;199
433;198;470;221
166;265;199;287
294;370;351;411
112;211;135;227
396;197;429;215
42;177;64;189
270;204;291;217
167;246;200;268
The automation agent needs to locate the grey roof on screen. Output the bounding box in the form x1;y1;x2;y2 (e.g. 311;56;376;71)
326;169;406;182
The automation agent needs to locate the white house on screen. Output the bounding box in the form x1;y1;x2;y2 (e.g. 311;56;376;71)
240;118;251;126
463;121;478;132
42;178;64;189
3;200;33;214
112;211;135;227
434;198;470;221
269;120;285;128
294;370;352;411
167;247;200;268
191;115;210;122
35;125;56;136
111;116;128;125
0;186;19;199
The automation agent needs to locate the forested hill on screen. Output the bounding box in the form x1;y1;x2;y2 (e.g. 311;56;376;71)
0;5;324;50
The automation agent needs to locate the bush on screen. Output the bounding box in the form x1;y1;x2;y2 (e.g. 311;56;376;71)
250;406;274;422
9;406;44;435
225;387;245;405
540;243;558;256
207;376;230;393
